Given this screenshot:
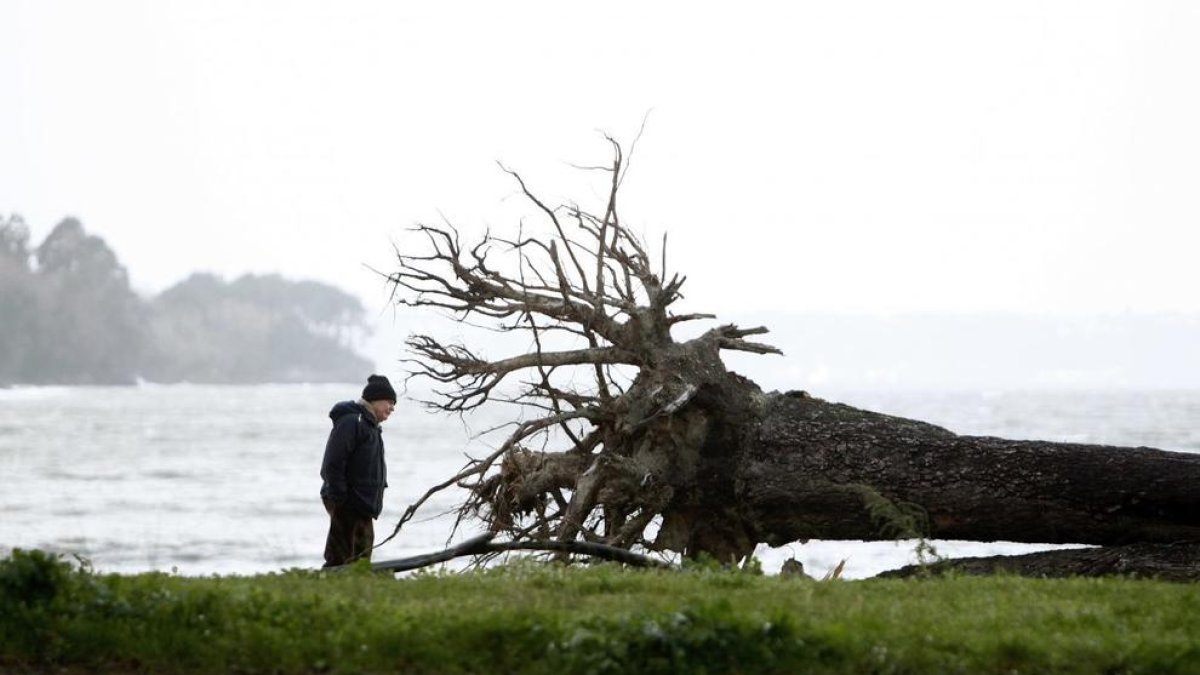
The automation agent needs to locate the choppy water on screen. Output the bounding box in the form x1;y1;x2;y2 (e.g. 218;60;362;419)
1;384;1196;578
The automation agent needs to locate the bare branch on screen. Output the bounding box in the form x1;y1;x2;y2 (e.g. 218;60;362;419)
668;312;717;325
701;324;784;356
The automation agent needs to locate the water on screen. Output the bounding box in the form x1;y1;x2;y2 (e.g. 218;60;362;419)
2;384;1196;578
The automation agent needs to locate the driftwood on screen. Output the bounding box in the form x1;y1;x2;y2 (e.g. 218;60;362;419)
380;139;1200;579
880;542;1200;582
353;533;673;574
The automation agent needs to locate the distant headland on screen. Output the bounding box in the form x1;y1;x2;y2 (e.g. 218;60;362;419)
1;215;371;385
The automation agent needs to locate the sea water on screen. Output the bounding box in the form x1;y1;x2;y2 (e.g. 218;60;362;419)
1;384;1196;579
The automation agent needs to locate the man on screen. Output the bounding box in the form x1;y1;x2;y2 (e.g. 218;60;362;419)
319;374;396;567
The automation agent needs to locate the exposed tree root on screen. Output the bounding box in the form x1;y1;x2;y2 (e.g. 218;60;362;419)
354;533;673;574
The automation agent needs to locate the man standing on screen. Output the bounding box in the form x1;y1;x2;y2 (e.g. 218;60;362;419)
320;374;396;567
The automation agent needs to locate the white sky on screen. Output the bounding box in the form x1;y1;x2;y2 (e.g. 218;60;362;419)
3;1;1199;322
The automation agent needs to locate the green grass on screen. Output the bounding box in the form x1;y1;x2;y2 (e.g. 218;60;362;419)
2;549;1198;674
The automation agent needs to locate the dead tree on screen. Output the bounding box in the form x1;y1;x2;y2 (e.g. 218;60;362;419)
383;140;1200;576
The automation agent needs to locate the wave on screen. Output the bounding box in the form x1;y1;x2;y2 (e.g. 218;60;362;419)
0;385;76;401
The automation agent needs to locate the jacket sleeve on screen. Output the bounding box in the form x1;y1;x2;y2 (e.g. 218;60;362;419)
320;415;359;504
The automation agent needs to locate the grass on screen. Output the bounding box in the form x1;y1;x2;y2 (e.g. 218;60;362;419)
2;548;1198;674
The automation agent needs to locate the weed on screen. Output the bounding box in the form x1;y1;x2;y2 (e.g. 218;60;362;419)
853;483;943;568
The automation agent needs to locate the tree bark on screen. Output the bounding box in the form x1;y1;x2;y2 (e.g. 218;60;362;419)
737;392;1200;549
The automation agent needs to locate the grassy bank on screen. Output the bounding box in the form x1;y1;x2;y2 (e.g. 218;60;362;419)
2;549;1197;674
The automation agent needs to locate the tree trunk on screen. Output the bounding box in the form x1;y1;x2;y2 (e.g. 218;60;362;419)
737;392;1200;550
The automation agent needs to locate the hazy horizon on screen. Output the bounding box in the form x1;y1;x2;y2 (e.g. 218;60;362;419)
5;2;1200;316
5;213;1196;391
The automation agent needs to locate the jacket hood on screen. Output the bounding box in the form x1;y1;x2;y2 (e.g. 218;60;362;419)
329;400;367;423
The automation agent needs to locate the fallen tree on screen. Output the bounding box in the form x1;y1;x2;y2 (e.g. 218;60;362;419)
381;138;1200;578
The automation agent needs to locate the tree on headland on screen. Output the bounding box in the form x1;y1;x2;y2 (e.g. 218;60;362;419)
31;218;148;384
0;216;146;384
0;215;39;383
382;140;1200;578
145;272;372;383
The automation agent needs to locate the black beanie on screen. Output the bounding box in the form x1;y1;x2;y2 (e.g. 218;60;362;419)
362;374;397;403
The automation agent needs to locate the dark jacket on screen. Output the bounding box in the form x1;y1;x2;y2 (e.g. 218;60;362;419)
320;400;387;519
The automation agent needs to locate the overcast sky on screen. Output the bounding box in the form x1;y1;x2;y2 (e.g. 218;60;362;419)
4;1;1199;328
